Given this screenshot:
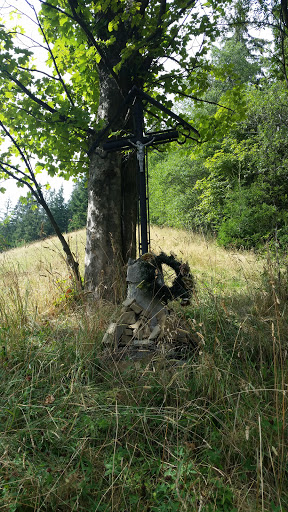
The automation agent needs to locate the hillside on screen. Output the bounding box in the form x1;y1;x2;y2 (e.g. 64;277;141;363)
0;227;287;511
0;226;260;314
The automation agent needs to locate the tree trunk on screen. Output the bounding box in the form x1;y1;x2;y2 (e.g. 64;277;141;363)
84;72;137;301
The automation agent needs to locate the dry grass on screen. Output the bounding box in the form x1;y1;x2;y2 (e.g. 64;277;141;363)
0;230;86;314
150;226;262;288
0;226;262;315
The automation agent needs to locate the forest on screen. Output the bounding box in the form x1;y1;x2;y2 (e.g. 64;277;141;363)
149;35;288;252
0;178;88;251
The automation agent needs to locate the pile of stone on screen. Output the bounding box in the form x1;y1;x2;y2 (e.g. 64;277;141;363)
103;297;165;350
103;297;196;359
102;254;199;360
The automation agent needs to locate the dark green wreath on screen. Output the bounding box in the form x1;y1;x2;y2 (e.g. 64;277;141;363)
140;252;195;304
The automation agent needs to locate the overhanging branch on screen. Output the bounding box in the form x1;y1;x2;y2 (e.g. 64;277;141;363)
2;69;58;115
169;89;234;112
33;5;75;107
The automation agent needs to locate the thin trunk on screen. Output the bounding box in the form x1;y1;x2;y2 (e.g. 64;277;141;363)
38;196;82;288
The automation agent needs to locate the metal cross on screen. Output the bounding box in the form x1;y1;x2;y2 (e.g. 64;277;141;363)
88;86;200;255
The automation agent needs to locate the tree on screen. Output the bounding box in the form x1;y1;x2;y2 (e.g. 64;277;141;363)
68;177;88;232
45;186;70;234
0;199;14;251
11;197;44;245
0;0;234;300
148;33;264;232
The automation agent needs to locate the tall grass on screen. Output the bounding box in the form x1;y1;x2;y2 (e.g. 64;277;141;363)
0;227;287;511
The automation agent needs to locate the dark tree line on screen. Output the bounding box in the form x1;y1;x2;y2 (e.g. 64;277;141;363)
0;178;87;252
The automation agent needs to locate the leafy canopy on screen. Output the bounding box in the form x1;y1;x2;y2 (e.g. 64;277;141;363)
0;0;233;191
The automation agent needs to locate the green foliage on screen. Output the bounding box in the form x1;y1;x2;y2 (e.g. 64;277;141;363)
148;28;288;251
0;0;234;188
149;149;206;229
0;180;89;250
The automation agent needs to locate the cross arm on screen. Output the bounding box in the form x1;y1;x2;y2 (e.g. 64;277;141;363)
102;129;179;152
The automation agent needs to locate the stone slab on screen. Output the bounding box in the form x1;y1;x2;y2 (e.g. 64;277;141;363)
119;311;137;325
122;297;135;308
115;325;125;345
148;324;161;341
121;335;133;344
130;302;143;314
133;339;154;347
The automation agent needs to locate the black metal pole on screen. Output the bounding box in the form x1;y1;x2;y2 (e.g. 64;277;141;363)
133;97;149;255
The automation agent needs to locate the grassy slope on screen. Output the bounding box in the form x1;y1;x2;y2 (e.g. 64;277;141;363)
0;227;287;512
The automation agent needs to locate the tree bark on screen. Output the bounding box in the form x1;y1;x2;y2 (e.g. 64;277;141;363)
84;71;137;301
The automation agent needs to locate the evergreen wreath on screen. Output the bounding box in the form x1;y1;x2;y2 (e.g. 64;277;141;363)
140;252;195;304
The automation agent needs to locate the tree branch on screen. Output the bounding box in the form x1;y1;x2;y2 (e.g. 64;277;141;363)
32;4;75;107
16;64;60;81
139;0;150;16
0;160;30;179
0;163;40;199
40;0;123;93
9;31;49;52
0;121;34;175
178;0;196;16
168;89;234;112
67;0;121;87
39;1;75;21
2;69;58;114
0;123;82;287
281;0;288;30
1;68;95;135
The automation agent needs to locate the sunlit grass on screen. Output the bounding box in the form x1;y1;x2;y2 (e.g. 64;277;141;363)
0;226;262;313
0;230;86;314
150;226;262;291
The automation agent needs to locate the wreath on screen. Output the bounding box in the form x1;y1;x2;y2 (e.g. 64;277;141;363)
140;252;195;304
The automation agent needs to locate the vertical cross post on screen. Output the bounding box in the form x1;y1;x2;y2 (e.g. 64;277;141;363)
133;96;149;255
90;87;200;258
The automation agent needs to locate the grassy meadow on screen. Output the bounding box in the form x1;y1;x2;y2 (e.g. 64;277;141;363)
0;226;287;511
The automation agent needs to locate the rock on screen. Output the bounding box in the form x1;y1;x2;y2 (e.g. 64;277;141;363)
115;324;125;343
126;258;168;327
122;297;135;308
134;328;143;340
140;324;151;339
106;256;195;363
130;302;143;314
119;311;137;325
102;322;125;346
148;324;161;341
129;319;142;330
121;335;133;344
102;322;117;344
133;339;154;347
106;322;117;335
157;309;168;324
